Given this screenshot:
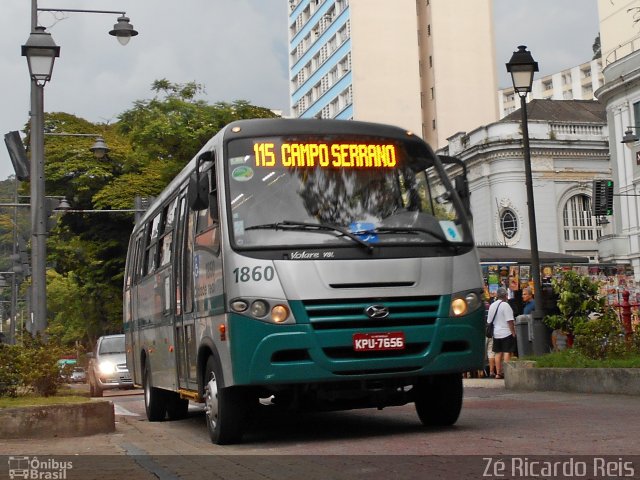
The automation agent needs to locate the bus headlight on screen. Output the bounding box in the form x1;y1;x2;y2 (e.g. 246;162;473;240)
230;298;293;324
250;300;269;318
450;290;482;317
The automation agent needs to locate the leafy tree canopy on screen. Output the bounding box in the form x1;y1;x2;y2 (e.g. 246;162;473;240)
17;79;279;348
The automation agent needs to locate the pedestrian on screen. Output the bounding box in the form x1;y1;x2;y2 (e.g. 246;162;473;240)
486;337;496;378
486;287;517;379
522;287;535;315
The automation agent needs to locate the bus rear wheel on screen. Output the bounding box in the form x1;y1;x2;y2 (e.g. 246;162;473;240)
143;361;166;422
204;356;245;444
414;373;463;427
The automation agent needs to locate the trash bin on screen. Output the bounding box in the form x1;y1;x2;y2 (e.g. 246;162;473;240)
515;314;533;357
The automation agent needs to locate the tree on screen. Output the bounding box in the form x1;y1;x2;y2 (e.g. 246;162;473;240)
40;80;278;348
592;33;601;60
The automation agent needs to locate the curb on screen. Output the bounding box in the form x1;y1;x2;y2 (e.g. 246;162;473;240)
504;361;640;395
0;400;115;439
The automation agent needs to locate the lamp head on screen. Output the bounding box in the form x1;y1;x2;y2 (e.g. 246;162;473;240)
621;128;639;148
89;137;110;159
109;15;139;46
21;26;60;85
506;45;539;96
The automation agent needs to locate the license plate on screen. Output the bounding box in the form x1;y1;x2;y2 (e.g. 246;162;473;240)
353;332;405;352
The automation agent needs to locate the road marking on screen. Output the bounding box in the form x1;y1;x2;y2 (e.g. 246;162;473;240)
114;404;140;416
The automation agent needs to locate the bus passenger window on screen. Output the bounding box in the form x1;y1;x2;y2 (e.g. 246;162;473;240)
159;197;178;267
144;214;161;275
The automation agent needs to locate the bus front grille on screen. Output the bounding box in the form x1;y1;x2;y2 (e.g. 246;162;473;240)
302;296;442;330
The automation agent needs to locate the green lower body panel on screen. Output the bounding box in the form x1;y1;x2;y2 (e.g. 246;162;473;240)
228;305;484;386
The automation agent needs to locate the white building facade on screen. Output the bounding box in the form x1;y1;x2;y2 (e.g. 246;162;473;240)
287;0;498;150
594;0;640;280
441;100;610;262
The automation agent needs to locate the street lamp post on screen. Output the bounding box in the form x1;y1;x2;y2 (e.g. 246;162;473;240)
0;272;19;342
22;1;137;335
506;45;549;355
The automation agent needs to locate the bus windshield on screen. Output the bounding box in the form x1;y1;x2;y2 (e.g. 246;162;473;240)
225;134;470;250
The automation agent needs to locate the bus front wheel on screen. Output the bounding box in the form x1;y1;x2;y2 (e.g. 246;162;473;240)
414;373;463;427
204;356;245;444
143;361;166;422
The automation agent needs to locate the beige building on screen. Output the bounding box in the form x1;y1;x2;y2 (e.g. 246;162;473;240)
598;0;640;65
288;0;498;149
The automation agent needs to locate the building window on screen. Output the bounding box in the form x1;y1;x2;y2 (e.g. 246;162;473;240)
563;194;598;241
500;209;518;239
633;101;640;131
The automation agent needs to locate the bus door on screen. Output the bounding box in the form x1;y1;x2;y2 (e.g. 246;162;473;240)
126;233;144;385
174;193;198;390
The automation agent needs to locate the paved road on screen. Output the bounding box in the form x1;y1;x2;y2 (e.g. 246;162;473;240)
1;380;639;479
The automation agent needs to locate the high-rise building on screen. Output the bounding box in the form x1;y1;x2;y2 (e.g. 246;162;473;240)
288;0;498;149
498;59;604;119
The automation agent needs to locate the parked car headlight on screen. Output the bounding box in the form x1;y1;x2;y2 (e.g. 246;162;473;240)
98;361;115;375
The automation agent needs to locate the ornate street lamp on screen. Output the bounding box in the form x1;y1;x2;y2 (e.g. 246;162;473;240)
22;2;138;335
506;46;549;355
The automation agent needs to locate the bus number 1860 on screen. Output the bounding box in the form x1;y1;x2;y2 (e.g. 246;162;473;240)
233;266;275;283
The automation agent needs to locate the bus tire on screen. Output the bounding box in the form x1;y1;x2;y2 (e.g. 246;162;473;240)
143;361;166;422
414;373;463;427
204;356;244;445
166;392;189;420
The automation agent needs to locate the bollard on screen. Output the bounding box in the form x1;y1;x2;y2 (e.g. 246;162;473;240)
621;290;633;340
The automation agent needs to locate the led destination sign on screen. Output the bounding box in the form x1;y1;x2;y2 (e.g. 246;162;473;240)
253;142;397;169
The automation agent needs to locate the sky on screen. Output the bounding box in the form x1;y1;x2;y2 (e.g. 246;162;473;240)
0;0;600;181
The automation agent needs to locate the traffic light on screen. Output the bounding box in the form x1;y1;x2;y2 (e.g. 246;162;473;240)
592;180;614;216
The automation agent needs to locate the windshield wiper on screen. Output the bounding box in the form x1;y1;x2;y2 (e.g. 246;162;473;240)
245;221;374;252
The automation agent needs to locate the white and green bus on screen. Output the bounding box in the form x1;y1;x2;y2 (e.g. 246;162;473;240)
123;118;484;444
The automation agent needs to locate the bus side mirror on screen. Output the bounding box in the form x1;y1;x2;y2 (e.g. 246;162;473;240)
188;152;212;211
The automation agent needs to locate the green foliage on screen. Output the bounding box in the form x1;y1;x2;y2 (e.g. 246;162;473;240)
541;270;638;360
5;80;279;351
543;270;606;335
0;334;72;397
532;348;640;368
0;344;20;397
573;311;627;360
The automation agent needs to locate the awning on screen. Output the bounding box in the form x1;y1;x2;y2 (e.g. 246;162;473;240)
477;246;590;265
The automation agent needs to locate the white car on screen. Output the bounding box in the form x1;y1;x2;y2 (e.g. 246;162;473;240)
87;334;133;396
70;367;86;383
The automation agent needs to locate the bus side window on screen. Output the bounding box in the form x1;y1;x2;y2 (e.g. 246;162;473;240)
196;166;220;254
159;197;178;268
144;213;161;276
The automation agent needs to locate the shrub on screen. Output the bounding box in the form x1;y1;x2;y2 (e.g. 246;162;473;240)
0;344;20;397
0;333;73;398
543;270;604;337
573;309;626;360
